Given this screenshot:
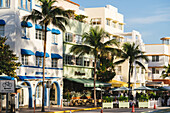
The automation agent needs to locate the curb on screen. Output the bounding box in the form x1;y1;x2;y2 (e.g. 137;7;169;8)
46;107;102;113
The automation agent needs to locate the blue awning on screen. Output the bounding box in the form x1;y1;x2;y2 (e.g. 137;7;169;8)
0;19;6;25
51;28;61;34
21;21;33;27
35;24;51;31
0;76;15;80
21;49;35;55
35;51;49;57
51;53;63;59
18;76;60;80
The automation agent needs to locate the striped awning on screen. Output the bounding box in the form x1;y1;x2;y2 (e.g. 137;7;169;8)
65;78;111;87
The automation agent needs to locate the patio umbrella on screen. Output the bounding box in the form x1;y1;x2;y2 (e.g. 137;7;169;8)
111;86;131;91
91;87;105;91
134;86;156;91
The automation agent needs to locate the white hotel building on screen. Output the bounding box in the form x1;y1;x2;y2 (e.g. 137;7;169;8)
85;5;148;88
0;0;64;108
145;37;170;86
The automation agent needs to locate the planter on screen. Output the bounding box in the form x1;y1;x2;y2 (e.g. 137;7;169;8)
119;102;129;108
102;102;113;109
139;102;149;108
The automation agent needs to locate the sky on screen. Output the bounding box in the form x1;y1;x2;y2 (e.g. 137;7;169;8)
71;0;170;44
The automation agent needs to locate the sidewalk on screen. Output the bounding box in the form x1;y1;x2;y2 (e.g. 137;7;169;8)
1;106;170;113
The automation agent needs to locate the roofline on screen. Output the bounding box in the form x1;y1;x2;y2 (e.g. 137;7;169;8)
65;0;80;6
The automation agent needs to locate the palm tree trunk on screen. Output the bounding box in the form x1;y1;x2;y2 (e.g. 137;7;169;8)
128;62;131;101
94;57;97;107
42;24;47;112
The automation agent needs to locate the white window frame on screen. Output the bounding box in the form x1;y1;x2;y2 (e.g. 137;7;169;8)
76;57;83;66
0;0;10;7
65;32;73;42
21;54;28;65
84;58;90;67
64;54;74;65
36;56;43;67
152;56;159;62
75;35;82;44
152;68;159;74
36;30;44;40
51;58;58;67
52;34;57;43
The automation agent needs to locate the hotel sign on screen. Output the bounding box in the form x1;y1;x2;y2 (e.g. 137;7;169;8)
75;71;85;76
0;80;15;93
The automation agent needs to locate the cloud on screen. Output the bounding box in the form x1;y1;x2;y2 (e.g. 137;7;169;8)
127;7;170;24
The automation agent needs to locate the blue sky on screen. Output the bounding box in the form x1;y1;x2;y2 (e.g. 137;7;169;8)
71;0;170;44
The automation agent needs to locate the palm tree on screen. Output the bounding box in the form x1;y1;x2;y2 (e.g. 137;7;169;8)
114;42;149;99
161;64;170;79
23;0;74;111
70;26;119;106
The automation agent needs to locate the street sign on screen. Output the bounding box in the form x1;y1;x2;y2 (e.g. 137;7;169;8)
0;80;15;93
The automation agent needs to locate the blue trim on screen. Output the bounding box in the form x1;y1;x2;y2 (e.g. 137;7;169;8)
21;0;23;8
21;21;33;27
21;81;33;108
35;51;49;57
26;0;28;9
35;24;42;30
20;65;63;70
30;0;32;10
18;76;60;80
0;19;6;25
21;36;30;40
50;81;61;105
51;53;63;59
51;28;61;34
0;0;3;7
35;24;51;31
35;4;41;8
21;49;35;55
0;76;15;80
52;43;58;45
35;72;47;75
34;81;47;106
18;7;31;12
18;93;19;108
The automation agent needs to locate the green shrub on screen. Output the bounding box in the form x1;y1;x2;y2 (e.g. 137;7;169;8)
103;96;114;102
118;96;128;102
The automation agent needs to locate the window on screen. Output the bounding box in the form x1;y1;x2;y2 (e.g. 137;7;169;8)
64;54;74;65
36;30;44;40
52;34;57;43
141;68;145;74
37;85;41;98
117;66;121;74
65;32;73;42
84;58;90;66
112;21;117;28
0;0;10;7
18;0;31;10
51;58;58;67
106;19;111;26
21;55;28;65
152;68;159;74
22;27;30;38
75;35;82;44
91;18;101;25
36;56;43;67
76;57;83;66
152;56;159;62
118;23;123;30
0;26;4;36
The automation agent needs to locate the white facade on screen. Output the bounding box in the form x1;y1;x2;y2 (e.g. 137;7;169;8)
145;43;170;80
0;0;63;108
85;5;147;87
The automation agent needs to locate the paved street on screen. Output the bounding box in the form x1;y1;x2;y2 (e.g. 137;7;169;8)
1;106;170;113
